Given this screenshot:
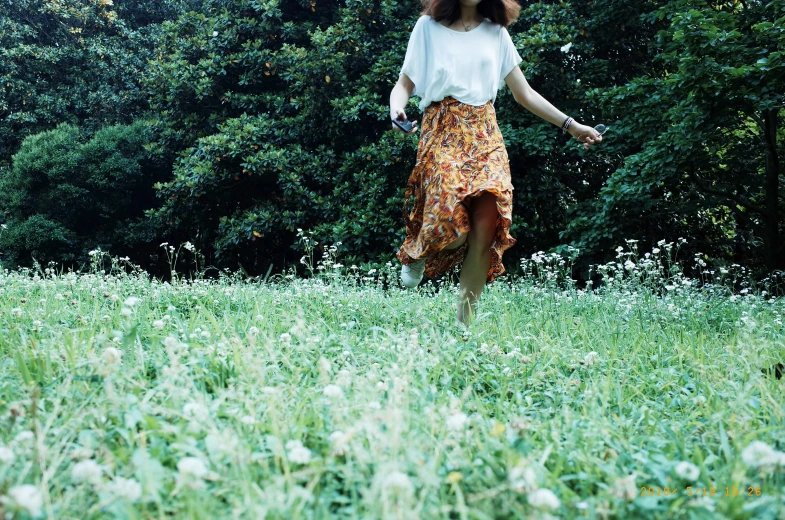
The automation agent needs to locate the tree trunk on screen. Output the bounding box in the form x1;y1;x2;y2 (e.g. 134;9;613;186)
763;109;781;272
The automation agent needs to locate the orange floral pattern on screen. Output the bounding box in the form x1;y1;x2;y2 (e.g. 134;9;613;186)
396;96;516;283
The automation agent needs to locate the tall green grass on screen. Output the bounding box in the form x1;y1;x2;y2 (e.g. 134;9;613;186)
0;242;783;519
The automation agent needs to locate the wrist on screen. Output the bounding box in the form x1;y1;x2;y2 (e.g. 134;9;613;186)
561;116;573;135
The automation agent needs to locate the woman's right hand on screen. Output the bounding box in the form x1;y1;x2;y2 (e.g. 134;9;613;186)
391;108;418;133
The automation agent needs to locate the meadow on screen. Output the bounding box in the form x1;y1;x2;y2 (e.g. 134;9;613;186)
0;242;783;519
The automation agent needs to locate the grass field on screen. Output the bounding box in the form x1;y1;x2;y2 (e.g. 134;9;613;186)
0;244;784;519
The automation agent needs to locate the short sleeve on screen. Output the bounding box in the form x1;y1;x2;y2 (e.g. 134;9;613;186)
499;27;522;82
400;17;427;96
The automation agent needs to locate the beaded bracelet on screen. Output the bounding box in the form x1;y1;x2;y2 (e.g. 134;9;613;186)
561;116;573;135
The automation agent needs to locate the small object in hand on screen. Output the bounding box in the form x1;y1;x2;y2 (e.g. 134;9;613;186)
594;124;608;136
392;117;414;133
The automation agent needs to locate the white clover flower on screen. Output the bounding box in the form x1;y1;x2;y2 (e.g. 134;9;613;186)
509;464;538;493
382;471;413;496
102;347;122;367
0;446;14;464
102;477;142;502
177;457;208;479
153;320;165;329
528;488;561;510
323;384;344;399
3;484;43;517
329;431;349;456
124;297;141;307
446;412;468;431
674;461;700;481
583;351;599;366
71;459;102;485
318;357;332;373
741;440;785;472
248;326;260;336
280;332;292;343
183;402;209;421
183;242;195;252
612;473;638;500
240;415;256;425
286;440;312;464
261;386;278;395
11;307;22;318
14;431;34;443
120;307;132;317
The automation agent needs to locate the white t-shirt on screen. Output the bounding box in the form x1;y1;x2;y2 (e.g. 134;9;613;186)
400;15;523;112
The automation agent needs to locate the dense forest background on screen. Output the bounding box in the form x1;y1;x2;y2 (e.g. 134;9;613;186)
0;0;782;280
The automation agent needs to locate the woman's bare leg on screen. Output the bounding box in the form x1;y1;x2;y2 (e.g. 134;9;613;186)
457;193;498;324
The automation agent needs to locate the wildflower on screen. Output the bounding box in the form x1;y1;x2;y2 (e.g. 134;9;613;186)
286;440;312;464
528;488;561;510
509;464;538;493
741;441;785;472
183;242;195;252
560;42;573;53
153;320;165;329
212;30;218;37
102;477;142;502
674;461;700;481
177;457;208;479
329;431;349;456
121;307;132;317
14;431;34;443
11;307;22;317
382;471;413;496
0;446;14;464
446;471;463;484
183;402;209;421
612;473;638;500
248;326;260;336
124;297;140;307
102;347;122;367
323;385;344;398
2;484;43;517
446;412;468;431
583;351;599;366
280;332;292;343
71;459;102;485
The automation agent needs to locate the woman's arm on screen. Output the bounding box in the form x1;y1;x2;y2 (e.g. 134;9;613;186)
504;66;601;149
390;74;418;133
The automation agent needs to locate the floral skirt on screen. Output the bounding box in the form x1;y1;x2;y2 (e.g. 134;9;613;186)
396;97;516;283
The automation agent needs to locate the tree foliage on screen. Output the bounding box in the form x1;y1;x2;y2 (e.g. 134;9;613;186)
0;121;168;267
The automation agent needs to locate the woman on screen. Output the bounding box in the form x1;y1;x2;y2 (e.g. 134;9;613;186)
391;0;602;324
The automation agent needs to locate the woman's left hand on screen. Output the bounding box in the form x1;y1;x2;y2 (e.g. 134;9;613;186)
569;123;603;150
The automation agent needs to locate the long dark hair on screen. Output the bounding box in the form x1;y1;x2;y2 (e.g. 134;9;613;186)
421;0;521;28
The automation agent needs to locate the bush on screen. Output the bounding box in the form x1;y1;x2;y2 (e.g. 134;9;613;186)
0;121;168;269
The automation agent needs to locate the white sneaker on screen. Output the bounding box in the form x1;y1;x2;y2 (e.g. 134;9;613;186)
400;258;426;288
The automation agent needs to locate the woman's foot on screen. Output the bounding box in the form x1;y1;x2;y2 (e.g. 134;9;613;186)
400;258;426;288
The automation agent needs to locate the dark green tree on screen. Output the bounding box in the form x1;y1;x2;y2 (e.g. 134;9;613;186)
0;121;168;268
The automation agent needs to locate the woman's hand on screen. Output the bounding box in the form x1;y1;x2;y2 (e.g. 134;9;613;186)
391;108;418;133
568;123;603;150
